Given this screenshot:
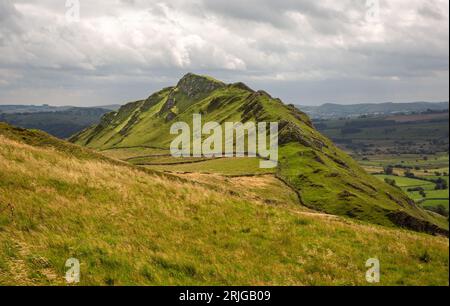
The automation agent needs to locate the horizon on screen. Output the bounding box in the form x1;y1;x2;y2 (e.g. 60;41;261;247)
1;72;449;108
1;1;449;107
1;99;449;108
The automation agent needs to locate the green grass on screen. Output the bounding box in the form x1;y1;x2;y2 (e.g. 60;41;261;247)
374;175;435;188
423;199;449;210
358;153;449;170
128;155;208;165
100;147;169;160
374;174;449;213
145;157;275;175
0;127;448;285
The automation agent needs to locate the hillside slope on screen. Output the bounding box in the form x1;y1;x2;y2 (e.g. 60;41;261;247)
71;73;448;235
0;123;448;285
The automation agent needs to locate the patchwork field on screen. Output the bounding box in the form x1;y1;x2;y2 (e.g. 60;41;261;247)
316;111;449;217
374;174;449;213
315;112;449;156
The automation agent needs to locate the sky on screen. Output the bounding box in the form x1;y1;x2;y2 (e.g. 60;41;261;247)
0;0;448;106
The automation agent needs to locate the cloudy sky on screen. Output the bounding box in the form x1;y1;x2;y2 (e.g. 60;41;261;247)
0;0;448;106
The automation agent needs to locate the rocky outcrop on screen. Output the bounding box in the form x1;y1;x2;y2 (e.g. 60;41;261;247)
176;73;225;99
387;211;449;237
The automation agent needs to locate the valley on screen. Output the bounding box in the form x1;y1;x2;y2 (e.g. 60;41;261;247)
313;111;448;218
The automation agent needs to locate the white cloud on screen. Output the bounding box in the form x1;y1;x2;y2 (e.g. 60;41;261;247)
0;0;448;106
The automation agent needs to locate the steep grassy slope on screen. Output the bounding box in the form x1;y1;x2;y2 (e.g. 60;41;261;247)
71;74;448;235
0;123;449;285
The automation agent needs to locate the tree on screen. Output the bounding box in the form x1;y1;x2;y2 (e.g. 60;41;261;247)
384;178;397;187
434;178;448;190
404;170;415;178
384;165;394;175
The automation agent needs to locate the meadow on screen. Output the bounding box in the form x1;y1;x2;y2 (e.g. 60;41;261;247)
0;126;448;285
374;175;449;212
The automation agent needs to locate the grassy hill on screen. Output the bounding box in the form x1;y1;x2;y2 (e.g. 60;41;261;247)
0;122;448;285
71;73;448;235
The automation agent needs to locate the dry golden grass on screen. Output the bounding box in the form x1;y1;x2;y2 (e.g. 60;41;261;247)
0;135;448;286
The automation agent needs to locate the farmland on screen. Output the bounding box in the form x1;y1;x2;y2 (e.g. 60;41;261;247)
314;111;449;216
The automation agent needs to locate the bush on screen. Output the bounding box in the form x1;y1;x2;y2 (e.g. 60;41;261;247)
424;205;449;217
407;187;424;192
404;170;415;178
419;250;431;263
384;166;394;175
434;178;448;190
384;178;397;187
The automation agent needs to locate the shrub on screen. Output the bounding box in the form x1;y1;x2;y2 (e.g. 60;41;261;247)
384;165;394;175
425;205;449;217
404;170;415;178
384;178;397;187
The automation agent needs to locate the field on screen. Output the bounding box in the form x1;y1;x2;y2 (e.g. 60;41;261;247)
374;174;448;212
101;147;275;175
144;157;275;175
357;153;449;175
315;111;449;156
0;125;448;285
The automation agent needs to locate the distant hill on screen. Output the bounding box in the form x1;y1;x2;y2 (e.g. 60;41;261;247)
0;104;121;114
298;102;449;119
314;112;449;156
0;107;111;138
71;73;448;235
0;104;73;114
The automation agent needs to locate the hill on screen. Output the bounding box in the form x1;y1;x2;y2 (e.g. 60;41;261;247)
0;104;72;114
0;107;111;138
298;102;449;119
0;104;121;114
0;122;448;285
71;73;448;235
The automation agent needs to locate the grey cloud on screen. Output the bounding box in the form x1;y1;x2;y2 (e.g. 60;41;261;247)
0;0;448;106
0;0;24;40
